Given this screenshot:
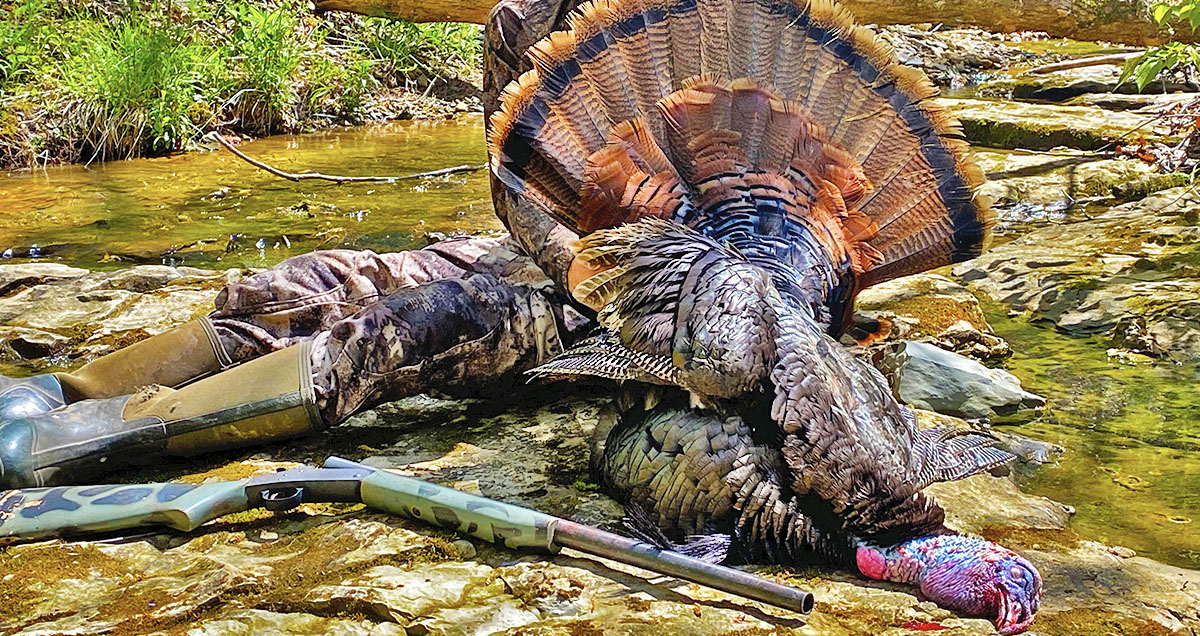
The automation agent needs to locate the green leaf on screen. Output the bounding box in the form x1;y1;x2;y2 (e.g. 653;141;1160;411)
1187;45;1200;69
1117;53;1145;88
1153;2;1175;25
1136;55;1170;90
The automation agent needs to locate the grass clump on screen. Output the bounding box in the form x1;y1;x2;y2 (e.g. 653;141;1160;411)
0;0;482;168
61;18;224;160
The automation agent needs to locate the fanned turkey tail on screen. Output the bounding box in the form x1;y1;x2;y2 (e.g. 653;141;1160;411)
488;0;993;304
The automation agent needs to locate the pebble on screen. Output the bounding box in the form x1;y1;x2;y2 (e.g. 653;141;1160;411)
452;539;477;560
1109;545;1137;558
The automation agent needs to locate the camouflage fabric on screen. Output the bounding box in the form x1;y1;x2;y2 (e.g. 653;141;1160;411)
207;236;590;425
193;0;594;431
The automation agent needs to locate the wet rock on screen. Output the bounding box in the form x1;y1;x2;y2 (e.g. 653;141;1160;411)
1067;92;1200;111
0;265;239;363
452;539;477;559
0;262;88;295
2;395;1197;636
937;98;1175;150
854;274;1010;361
974;148;1157;210
954;187;1200;361
0;326;71;359
879;340;1046;420
190;610;407;635
878;26;1037;88
980;65;1196;102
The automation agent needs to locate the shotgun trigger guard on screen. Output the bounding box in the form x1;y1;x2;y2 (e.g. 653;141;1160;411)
261;486;304;511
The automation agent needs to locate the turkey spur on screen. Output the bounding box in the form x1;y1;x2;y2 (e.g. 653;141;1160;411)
488;0;1040;632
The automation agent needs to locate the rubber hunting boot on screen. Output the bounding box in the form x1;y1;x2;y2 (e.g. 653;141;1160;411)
0;318;231;420
0;342;320;488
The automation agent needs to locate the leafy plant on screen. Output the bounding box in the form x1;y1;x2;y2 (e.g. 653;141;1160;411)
0;0;65;88
355;18;480;79
61;17;224;158
0;0;482;168
221;2;304;130
1118;0;1200;90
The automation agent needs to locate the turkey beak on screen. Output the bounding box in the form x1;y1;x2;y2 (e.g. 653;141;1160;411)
994;586;1035;635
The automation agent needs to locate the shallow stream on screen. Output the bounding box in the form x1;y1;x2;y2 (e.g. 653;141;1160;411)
0;116;500;271
0;117;1196;569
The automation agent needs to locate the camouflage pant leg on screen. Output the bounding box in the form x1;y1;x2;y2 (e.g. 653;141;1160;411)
309;254;589;425
207;237;514;362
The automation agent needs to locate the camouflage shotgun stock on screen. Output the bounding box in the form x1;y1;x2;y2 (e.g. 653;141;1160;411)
0;456;814;614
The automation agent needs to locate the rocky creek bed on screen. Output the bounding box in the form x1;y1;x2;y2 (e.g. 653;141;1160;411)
1;235;1198;635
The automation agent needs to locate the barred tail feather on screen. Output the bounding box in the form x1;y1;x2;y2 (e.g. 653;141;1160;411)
913;427;1016;489
488;0;992;288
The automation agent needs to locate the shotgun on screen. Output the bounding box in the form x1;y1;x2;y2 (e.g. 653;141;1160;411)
0;456;813;614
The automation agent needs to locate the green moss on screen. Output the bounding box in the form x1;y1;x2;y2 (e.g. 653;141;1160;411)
173;460;276;484
212;507;278;524
960;119;1109;151
0;543;135;624
875;296;989;336
1058;275;1104;292
1035;608;1177;636
112;516;454;635
711;628;792;636
1111;173;1191;202
571;479;600;493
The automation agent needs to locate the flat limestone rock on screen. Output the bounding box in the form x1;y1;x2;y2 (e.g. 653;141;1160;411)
954;187;1200;361
0;264;239;362
0;262;88;295
979;65;1195;102
3;397;1197;636
973;148;1157;208
936;98;1175;150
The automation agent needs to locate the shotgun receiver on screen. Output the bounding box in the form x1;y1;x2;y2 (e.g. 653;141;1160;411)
0;456;814;615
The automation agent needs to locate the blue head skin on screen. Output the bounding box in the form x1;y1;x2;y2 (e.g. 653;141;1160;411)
856;534;1042;634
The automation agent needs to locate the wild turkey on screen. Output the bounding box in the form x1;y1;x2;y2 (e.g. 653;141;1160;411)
486;0;1040;633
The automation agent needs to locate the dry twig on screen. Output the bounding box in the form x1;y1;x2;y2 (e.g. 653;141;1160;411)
205;131;486;183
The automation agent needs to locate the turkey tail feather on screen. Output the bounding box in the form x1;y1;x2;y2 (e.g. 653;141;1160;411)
489;0;992;287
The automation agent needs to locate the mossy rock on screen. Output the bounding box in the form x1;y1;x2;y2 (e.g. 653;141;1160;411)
938;98;1175;151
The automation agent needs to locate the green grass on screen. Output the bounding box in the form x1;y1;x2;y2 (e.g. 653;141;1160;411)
354;19;481;79
61;18;224;160
0;0;482;167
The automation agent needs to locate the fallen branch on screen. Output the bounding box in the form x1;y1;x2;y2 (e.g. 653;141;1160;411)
205;131;486;184
1025;51;1144;75
313;0;1199;45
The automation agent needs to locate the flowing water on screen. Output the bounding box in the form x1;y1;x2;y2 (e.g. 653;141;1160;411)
0;115;500;271
989;309;1200;569
1;117;1197;569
